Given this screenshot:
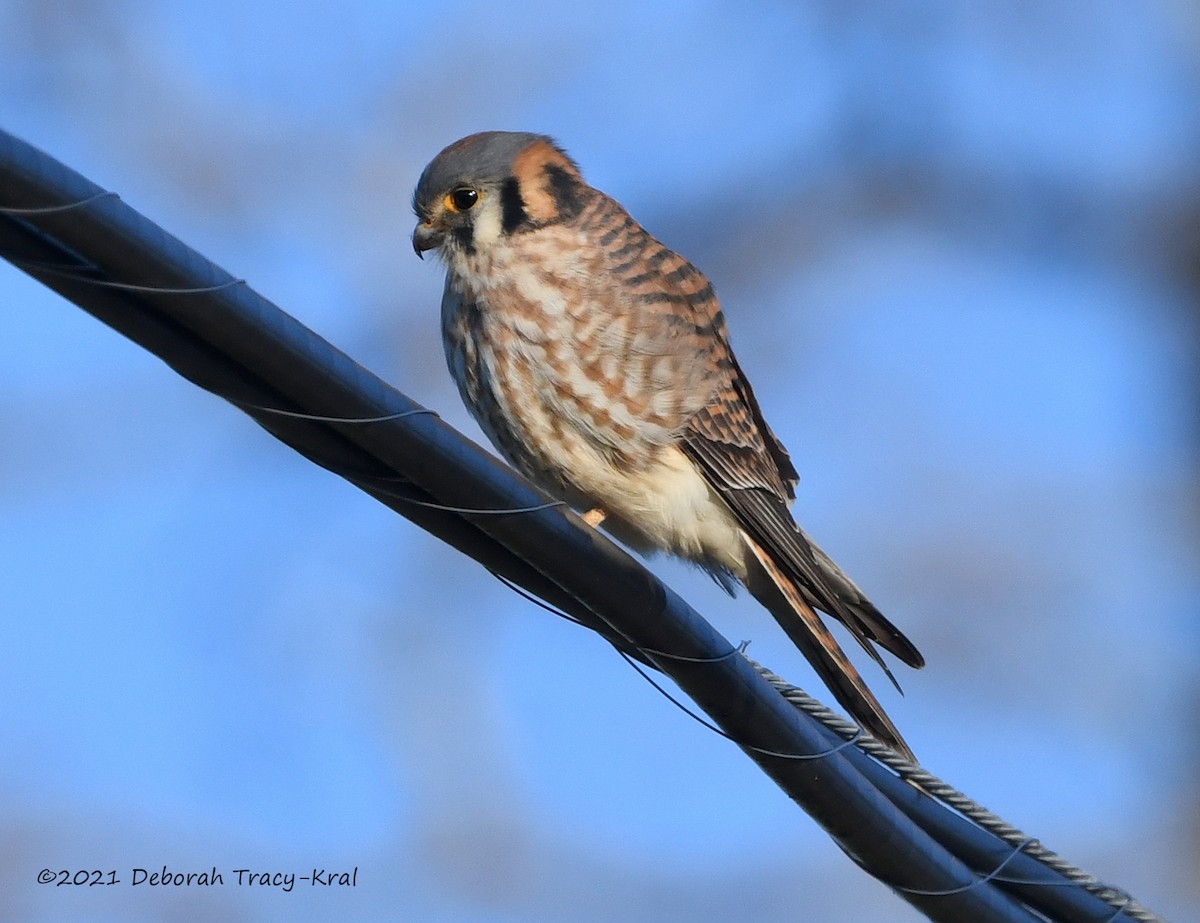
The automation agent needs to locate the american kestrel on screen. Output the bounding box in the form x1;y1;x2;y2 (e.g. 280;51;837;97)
412;131;924;760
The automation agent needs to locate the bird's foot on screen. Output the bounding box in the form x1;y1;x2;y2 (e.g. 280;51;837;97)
582;508;607;528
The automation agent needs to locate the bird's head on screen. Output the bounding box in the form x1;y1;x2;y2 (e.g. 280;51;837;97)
411;131;586;261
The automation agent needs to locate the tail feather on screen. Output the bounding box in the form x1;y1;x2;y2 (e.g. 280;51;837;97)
742;535;917;762
803;532;925;670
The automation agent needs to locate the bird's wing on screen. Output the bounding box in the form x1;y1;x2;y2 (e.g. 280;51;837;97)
683;355;923;671
610;239;928;755
582;198;921;662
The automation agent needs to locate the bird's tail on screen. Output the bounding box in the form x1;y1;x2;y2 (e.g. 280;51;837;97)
741;535;917;763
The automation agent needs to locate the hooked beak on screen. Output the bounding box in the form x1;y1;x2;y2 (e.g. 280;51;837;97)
412;222;442;259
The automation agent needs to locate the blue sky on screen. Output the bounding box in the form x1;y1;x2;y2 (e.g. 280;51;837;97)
1;3;1197;921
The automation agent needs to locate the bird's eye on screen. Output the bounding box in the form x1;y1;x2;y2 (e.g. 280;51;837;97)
445;187;479;212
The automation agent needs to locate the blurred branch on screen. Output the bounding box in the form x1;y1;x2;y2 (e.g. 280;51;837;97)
0;127;1164;923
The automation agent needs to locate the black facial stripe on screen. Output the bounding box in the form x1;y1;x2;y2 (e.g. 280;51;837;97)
500;177;529;233
544;164;585;220
451;223;475;254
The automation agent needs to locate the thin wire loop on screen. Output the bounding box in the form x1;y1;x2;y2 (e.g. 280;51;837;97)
639;644;744;665
367;480;567;516
0;190;118;214
1098;898;1133;923
879;836;1038;897
2;253;247;295
232;400;440;425
489;569;869;762
489;570;743;665
618;649;868;761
